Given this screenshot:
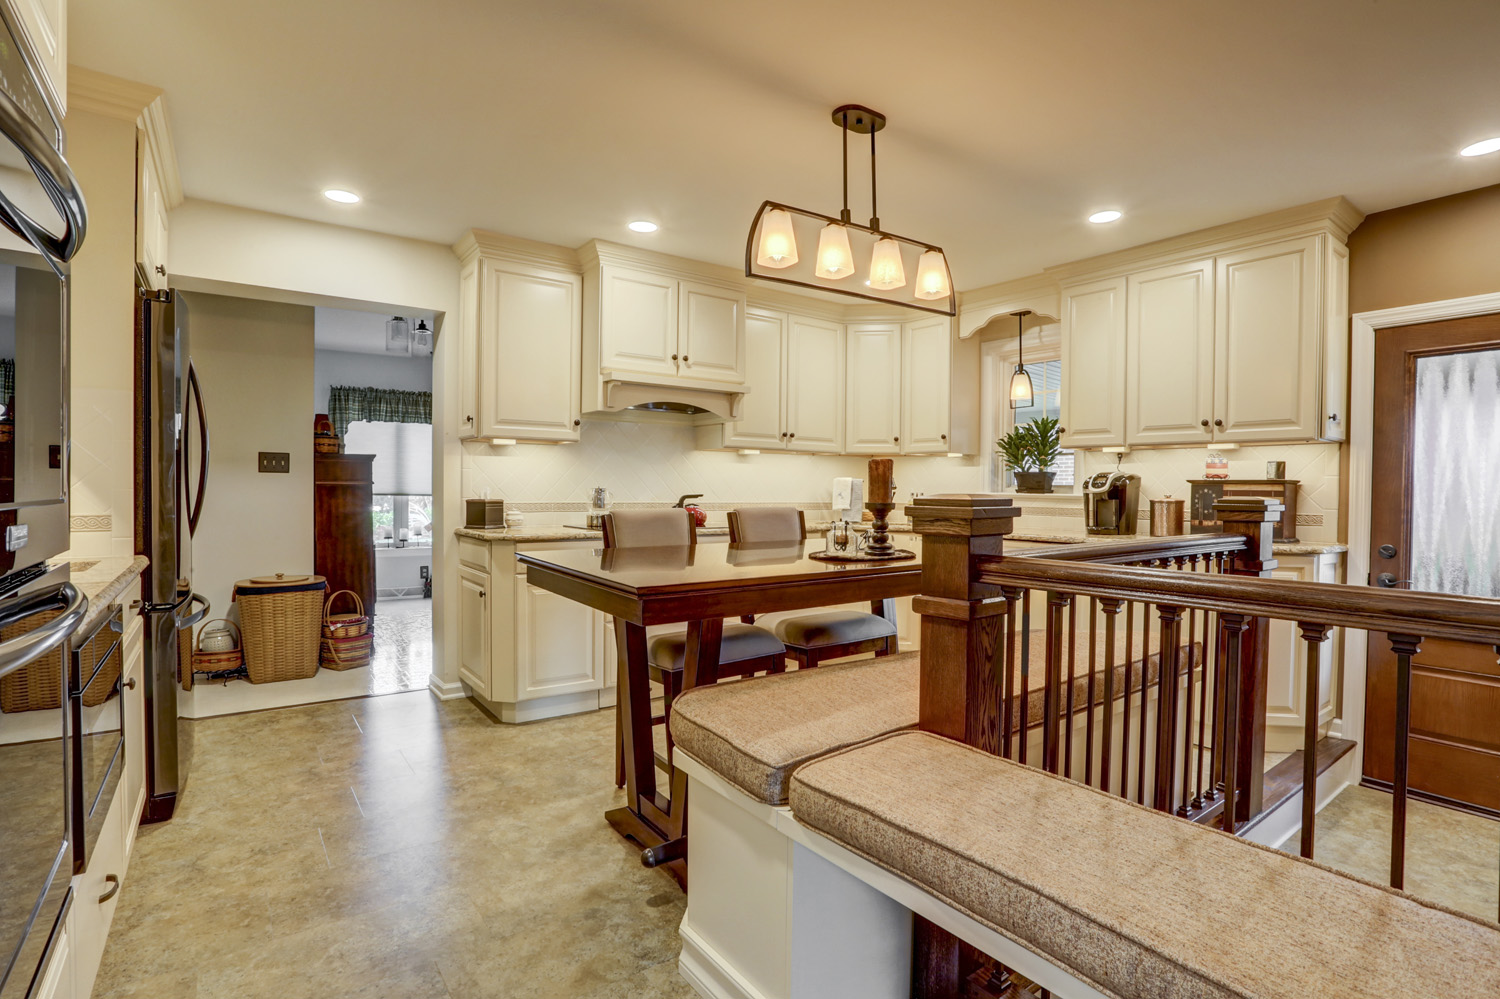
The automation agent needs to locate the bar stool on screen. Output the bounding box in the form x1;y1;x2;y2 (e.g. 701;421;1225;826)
604;509;786;784
727;507;899;669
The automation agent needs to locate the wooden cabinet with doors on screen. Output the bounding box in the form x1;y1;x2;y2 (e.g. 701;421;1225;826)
845;323;902;454
313;453;376;615
1060;276;1127;448
453;231;583;442
1126;259;1215;445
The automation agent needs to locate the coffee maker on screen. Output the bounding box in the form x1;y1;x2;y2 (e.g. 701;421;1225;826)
1084;471;1142;535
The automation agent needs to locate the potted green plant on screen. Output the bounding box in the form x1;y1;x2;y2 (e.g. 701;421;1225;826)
997;416;1061;493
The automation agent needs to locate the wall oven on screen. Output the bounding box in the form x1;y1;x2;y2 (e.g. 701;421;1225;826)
68;606;125;872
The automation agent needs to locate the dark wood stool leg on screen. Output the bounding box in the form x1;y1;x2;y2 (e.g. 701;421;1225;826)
662;667;680;766
614;693;625;788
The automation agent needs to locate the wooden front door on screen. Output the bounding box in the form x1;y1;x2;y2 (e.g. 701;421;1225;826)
1366;314;1500;813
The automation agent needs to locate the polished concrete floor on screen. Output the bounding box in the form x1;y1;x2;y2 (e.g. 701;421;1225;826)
96;692;695;998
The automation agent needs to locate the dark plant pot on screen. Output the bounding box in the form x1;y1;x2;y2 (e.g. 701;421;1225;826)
1014;471;1056;494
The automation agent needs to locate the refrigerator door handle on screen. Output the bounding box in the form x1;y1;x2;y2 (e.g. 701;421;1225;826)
174;592;210;631
184;361;209;537
0;582;88;678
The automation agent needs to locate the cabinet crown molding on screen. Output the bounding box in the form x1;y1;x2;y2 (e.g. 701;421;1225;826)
1047;196;1365;284
453;228;579;270
69;67;183;210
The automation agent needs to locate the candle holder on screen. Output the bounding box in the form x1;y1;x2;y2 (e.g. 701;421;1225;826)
863;501;897;557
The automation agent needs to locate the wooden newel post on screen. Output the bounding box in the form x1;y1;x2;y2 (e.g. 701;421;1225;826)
1215;496;1282;822
907;494;1021;753
906;494;1019;999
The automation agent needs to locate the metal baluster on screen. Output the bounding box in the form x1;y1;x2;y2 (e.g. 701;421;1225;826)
1044;592;1070;775
1120;600;1135;798
1001;587;1020;759
1136;594;1151;805
1085;596;1098;787
1297;623;1333;859
1019;590;1032;767
1388;633;1423;889
1219;613;1250;834
1065;596;1077;779
1100;598;1121;795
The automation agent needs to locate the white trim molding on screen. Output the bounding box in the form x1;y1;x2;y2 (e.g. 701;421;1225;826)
1345;290;1500;779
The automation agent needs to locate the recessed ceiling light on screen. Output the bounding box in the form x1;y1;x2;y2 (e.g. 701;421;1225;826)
1459;137;1500;157
323;189;360;204
628;220;658;233
1088;210;1123;224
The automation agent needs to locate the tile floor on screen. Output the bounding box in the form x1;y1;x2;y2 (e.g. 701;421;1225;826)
96;692;695;999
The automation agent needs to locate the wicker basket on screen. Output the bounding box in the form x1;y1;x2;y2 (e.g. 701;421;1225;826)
322;590;369;639
321;629;374;670
191;619;244;675
314;435;342;454
0;607;63;712
234;574;326;683
178;624;194;690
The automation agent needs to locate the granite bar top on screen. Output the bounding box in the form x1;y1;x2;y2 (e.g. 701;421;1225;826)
806;522;1345;557
55;555;149;633
456;525;731;543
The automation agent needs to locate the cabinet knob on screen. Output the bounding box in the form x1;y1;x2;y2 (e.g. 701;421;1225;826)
1058;427;1066;434
573;419;581;427
940;433;946;440
479;590;486;599
1200;419;1209;428
1327;412;1338;422
124;677;137;690
671;353;679;361
1214;419;1224;427
893;436;899;443
466;415;473;424
681;355;689;363
154;264;166;276
788;432;796;439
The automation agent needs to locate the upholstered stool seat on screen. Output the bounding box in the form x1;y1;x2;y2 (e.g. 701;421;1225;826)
650;623;786;671
773;610;897;650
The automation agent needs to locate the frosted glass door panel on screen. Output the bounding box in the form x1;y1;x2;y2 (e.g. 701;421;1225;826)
1410;349;1500;597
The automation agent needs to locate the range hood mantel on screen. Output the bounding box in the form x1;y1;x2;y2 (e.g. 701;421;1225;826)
593;370;748;422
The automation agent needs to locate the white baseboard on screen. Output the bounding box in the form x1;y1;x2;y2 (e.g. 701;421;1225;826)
427;674;466;700
1245;751;1358;850
678;922;769;999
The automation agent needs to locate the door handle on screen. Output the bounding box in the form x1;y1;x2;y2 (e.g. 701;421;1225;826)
1375;573;1411;588
185;362;210;537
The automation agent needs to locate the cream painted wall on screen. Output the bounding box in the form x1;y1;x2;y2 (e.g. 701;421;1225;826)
187;293;315;621
63;108;139;560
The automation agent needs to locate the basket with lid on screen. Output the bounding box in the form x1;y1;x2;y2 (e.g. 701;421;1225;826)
233;573;326;683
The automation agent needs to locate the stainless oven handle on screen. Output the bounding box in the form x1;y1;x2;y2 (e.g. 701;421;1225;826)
0;582;88;677
174;592;210;630
0;77;87;261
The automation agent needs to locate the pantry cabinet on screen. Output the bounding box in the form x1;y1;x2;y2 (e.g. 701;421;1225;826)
1060;276;1127;448
845;324;902;454
454;233;583;442
1126;259;1215;445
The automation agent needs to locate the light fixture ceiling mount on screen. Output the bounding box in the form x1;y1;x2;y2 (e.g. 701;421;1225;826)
745;104;954;316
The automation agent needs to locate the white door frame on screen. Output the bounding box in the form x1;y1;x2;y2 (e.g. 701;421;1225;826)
1341;290;1500;776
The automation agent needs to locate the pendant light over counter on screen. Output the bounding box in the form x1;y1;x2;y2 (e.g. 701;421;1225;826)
1009;309;1036;409
745;105;955;316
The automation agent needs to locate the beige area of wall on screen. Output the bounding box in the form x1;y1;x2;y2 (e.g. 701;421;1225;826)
187;294;315;624
1348;183;1500;315
63;109;139;560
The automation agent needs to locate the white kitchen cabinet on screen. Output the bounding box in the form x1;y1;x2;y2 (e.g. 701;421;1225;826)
901;316;954;453
599;264;679;377
32;909;72;999
457;565;492;699
454;233;584;442
679;280;745;383
9;0;66;116
515;579;600;699
721;309;786;448
476;263;582;441
1321;242;1350;443
1213;236;1321;443
1126;259;1215;445
845;324;902;454
135;135;170;292
121;611;145;825
785;315;844;452
1060;276;1128;448
1264;553;1343;752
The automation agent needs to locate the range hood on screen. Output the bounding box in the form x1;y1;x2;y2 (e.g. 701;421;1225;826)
590;369;748;423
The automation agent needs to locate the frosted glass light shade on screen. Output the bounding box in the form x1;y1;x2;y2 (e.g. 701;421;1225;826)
814;223;855;280
756;209;799;268
1009;365;1034;409
913;249;950;300
868;237;906;290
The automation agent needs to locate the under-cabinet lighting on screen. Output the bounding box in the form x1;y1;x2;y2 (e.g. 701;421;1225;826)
737;448;761;455
323;189;361;204
628;220;659;232
1088;210;1122;224
945;452;963;458
487;438;517;446
1460;137;1500;157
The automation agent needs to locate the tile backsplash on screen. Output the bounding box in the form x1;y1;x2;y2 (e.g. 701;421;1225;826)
462;417;1341;542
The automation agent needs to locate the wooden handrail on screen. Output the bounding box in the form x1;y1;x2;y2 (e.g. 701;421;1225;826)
976;556;1500;645
1010;533;1247;564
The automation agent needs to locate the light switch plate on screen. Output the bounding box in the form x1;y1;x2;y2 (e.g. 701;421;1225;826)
258;452;290;473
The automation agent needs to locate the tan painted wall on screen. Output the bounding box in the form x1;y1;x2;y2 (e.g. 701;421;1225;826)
186;293;315;621
1348;183;1500;315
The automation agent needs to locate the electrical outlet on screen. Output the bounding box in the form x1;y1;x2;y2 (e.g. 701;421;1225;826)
258;452;290;473
419;566;430;581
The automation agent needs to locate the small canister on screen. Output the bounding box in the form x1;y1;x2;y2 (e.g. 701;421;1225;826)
1150;495;1186;537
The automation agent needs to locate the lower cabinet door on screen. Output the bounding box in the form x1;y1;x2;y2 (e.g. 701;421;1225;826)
457;566;491;699
515;580;601;699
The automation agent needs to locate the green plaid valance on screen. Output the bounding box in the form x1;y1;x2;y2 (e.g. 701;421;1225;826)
328;385;432;438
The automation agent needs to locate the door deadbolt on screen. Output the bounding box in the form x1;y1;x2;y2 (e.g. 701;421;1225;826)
1377;544;1397;560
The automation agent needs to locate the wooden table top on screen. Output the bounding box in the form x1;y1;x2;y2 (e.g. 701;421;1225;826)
517;540;923;624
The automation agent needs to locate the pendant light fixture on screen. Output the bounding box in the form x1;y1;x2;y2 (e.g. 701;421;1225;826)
385;316;412;355
412;319;434;353
1009;310;1035;409
746;105;955;315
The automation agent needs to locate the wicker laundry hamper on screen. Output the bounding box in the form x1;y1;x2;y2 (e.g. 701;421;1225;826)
233;574;326;683
319;590;373;671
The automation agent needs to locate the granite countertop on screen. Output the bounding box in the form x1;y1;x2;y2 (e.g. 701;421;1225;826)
56;555;149;633
456;525;731;543
807;522;1345;556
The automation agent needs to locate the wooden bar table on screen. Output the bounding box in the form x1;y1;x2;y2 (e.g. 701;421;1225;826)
517;539;922;886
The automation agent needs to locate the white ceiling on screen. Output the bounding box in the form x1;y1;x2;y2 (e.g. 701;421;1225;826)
70;0;1500;289
314;306;433;356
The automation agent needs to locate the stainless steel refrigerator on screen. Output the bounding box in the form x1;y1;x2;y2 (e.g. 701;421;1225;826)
135;288;209;823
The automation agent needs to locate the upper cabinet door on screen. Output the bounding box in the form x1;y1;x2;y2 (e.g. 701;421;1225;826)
1214;236;1320;443
1321;242;1349;443
725;309;787;449
479;263;582;441
457;263;480;435
678;281;745;384
901;317;953;453
1060;277;1127;448
599;265;678;376
845;324;902;454
1126;260;1215;446
10;0;66;115
785;316;844;453
135;137;169;291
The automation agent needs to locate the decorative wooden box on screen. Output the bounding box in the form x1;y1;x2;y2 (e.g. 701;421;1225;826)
1189;479;1299;543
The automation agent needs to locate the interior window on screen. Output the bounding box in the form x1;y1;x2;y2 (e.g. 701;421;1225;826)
343;419;434;547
